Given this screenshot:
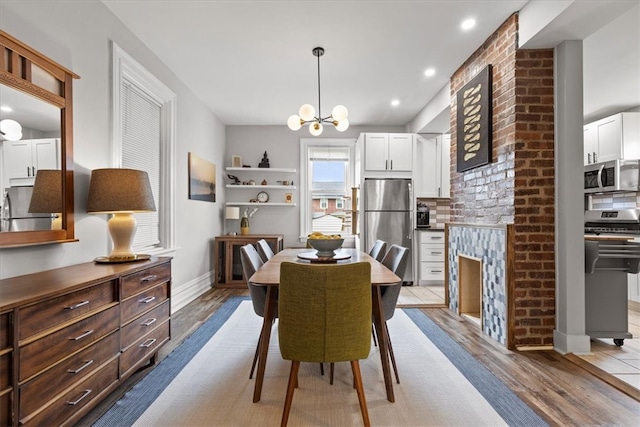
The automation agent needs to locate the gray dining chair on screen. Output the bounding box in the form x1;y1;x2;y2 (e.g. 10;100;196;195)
368;240;387;262
377;244;410;384
256;238;275;262
239;243;272;379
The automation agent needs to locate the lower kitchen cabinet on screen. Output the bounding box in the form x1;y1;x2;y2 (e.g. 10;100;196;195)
417;230;445;284
0;257;172;427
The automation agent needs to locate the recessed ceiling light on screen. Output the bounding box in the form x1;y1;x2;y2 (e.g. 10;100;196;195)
391;99;400;107
0;106;12;112
424;68;435;77
461;18;476;31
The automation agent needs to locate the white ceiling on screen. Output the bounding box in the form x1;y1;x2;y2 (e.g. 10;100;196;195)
100;0;639;132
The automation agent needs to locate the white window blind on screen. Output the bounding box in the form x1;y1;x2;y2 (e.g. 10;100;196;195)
121;81;161;249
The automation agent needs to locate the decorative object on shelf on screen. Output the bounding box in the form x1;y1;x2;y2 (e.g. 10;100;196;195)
227;174;240;185
87;168;156;262
261;179;268;185
257;191;269;203
225;206;240;235
277;180;290;186
287;47;349;136
231;155;242;168
188;152;216;202
240;207;259;235
456;64;492;172
258;151;270;168
285;193;293;204
28;169;62;230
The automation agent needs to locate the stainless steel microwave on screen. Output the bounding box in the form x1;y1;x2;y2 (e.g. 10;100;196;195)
584;159;640;193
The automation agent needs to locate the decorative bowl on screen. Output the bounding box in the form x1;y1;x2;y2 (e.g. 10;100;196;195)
307;238;344;257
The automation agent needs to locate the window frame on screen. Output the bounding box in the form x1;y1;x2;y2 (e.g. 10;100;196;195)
299;138;355;244
111;42;176;255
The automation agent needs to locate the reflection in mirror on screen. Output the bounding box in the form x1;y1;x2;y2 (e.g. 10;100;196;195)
0;85;62;232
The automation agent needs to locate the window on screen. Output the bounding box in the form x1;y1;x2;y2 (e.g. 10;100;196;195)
300;138;355;241
112;43;176;255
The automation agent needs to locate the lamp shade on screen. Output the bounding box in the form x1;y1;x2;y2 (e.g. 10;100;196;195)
225;206;240;220
87;168;156;213
28;169;62;213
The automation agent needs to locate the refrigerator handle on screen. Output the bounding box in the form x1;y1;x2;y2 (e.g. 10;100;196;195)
407;181;413;240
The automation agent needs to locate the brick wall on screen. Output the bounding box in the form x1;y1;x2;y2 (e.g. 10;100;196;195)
450;14;556;347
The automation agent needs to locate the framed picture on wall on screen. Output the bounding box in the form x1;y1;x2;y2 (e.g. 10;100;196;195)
231;155;242;168
456;64;493;172
188;152;216;202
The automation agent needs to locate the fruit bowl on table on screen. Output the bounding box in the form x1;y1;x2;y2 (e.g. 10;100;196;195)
307;237;344;257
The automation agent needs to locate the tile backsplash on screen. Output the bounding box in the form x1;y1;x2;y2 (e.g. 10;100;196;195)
417;198;450;229
590;192;640;210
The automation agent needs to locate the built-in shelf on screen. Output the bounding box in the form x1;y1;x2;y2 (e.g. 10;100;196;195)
226;202;296;207
226;167;297;173
226;185;297;190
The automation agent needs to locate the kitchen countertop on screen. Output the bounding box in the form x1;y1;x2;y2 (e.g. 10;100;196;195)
415;228;444;232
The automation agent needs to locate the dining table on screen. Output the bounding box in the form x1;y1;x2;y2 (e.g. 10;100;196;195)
249;247;402;403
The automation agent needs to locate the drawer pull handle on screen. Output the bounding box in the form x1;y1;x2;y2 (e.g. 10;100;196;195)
431;236;443;240
431;270;443;273
141;274;158;282
66;389;92;406
140;338;157;348
142;317;157;327
430;251;442;255
139;296;156;304
70;330;94;341
64;300;89;310
67;359;94;374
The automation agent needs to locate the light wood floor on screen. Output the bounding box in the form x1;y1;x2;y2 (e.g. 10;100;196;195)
77;286;640;427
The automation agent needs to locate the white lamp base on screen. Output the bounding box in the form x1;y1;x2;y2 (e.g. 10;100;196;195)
107;212;137;261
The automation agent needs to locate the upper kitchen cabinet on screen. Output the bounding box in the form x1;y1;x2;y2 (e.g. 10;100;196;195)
584;112;640;165
414;134;450;198
2;139;59;186
361;133;413;175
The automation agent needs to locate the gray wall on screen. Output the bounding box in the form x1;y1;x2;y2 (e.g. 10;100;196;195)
0;1;226;309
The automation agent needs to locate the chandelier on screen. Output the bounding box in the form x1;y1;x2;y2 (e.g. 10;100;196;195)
287;47;349;136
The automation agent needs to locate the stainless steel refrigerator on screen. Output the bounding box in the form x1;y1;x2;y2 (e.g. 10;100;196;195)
363;178;412;284
1;186;51;231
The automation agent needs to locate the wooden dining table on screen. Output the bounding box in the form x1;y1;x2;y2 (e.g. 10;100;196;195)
249;247;401;403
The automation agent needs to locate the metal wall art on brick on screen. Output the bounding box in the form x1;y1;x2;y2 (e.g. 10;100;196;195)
456;64;493;172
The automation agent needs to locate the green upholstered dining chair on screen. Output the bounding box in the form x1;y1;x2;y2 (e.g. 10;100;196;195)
278;261;372;427
239;243;272;379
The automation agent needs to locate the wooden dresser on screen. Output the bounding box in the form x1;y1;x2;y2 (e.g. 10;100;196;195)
0;257;171;427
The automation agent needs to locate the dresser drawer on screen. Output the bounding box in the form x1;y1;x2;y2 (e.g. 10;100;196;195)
19;332;119;419
0;352;10;390
121;300;170;349
20;358;119;427
121;283;169;326
19;280;117;341
0;312;10;350
120;319;170;376
0;389;10;427
20;305;119;382
121;263;171;299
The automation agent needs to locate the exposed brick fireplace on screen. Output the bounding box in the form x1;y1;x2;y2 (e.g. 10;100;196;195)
448;13;556;349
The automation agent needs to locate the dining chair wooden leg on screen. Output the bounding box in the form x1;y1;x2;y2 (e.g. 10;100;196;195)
320;363;324;375
371;324;378;347
350;360;371;427
385;322;400;384
281;361;300;427
249;333;262;379
330;362;335;385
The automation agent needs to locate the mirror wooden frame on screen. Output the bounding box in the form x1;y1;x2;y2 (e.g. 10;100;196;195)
0;30;80;247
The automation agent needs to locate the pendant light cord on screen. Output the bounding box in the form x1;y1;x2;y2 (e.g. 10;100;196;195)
316;49;321;121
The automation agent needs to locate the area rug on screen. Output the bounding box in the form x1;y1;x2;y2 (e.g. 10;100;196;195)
94;297;547;426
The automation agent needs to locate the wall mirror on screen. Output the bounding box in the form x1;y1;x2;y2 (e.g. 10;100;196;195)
0;30;79;247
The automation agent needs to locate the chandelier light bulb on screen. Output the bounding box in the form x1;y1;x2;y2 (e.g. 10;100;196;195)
287;114;302;131
299;104;315;122
331;105;348;121
335;118;349;132
0;119;23;141
309;121;323;136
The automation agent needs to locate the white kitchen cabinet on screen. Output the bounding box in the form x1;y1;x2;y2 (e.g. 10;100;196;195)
417;230;445;284
2;138;59;186
363;133;412;172
584;112;640;165
414;134;450;198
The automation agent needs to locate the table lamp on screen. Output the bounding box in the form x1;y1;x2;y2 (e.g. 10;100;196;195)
87;168;156;261
225;206;240;235
28;169;62;229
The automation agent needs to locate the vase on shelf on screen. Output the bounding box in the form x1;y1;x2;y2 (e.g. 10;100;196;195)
240;211;250;235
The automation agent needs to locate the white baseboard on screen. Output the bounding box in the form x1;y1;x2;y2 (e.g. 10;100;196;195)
171;271;213;313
